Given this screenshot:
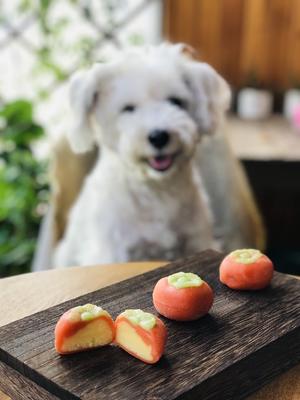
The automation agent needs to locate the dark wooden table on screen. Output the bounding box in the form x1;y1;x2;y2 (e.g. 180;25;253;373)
0;260;299;399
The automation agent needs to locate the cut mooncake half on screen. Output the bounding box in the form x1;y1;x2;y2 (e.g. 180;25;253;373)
115;309;167;364
55;304;115;355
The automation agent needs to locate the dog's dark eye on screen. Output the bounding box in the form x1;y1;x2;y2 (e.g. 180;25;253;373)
121;104;136;113
168;97;187;109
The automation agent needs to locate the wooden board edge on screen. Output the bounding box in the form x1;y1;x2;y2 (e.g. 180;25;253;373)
177;326;300;400
0;361;59;400
2;325;299;400
0;346;79;400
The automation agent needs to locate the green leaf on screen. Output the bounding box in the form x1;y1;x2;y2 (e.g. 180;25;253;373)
0;100;33;124
0;100;44;145
1;123;44;145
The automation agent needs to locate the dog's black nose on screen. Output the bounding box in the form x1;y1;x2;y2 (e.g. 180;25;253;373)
148;130;170;149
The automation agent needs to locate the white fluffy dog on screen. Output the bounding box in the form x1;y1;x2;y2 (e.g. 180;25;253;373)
54;43;264;267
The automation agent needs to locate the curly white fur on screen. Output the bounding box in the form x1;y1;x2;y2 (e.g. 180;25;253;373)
54;43;231;267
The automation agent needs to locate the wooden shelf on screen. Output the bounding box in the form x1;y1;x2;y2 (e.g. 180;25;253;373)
226;115;300;161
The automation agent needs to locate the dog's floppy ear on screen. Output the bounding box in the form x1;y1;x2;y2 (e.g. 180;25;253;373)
185;61;231;134
68;64;104;153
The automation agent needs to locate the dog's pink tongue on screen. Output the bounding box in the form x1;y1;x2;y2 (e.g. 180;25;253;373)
149;156;173;171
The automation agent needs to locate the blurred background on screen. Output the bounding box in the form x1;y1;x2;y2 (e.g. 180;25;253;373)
1;0;300;277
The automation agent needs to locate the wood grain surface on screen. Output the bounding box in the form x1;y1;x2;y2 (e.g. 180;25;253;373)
0;250;299;400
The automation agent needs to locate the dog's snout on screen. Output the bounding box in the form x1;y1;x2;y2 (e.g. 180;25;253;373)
148;130;170;149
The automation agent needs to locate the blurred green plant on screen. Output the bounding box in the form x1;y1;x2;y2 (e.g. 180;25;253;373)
0;100;49;277
0;0;145;277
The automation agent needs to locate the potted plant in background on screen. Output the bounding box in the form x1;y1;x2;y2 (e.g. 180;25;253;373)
283;79;300;121
237;71;273;120
0;100;49;277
